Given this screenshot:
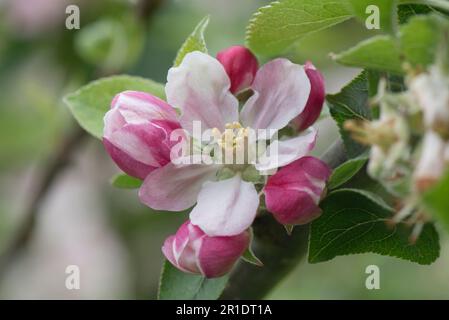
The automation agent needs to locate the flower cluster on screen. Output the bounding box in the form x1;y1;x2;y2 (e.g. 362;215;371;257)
345;61;449;242
102;46;330;277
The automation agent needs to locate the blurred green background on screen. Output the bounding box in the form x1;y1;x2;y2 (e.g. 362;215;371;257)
0;0;448;299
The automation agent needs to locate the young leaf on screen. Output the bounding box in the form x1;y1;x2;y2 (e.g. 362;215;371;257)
334;35;403;74
326;72;371;158
158;260;229;300
64;75;165;139
422;171;449;233
246;0;353;56
348;0;398;33
173;15;209;67
328;156;368;190
110;173;142;189
309;189;440;265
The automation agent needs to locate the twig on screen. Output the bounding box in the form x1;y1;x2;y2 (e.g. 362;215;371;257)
0;127;87;279
221;139;347;299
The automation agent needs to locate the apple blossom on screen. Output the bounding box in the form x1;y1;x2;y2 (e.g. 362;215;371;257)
162;220;249;278
102;48;332;276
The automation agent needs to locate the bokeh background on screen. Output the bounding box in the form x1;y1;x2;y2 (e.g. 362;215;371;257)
0;0;448;299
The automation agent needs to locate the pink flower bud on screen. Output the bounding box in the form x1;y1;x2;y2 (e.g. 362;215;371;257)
263;156;331;226
291;61;325;132
103;91;182;180
162;220;250;278
216;46;258;94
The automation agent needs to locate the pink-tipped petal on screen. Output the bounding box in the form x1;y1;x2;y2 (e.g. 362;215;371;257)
166;51;239;133
139;162;220;211
198;231;250;278
103;91;181;179
216;46;258;94
190;174;259;236
240;58;311;131
255;127;317;171
264;156;331;225
291;61;325;132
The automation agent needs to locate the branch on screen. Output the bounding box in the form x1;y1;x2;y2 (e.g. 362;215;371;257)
221;139;347;299
0;127;87;279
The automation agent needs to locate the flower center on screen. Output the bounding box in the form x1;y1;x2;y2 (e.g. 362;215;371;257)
210;122;256;165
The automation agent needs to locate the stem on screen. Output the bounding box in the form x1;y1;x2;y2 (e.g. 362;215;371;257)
421;0;449;11
0;128;87;279
221;139;347;299
405;0;449;11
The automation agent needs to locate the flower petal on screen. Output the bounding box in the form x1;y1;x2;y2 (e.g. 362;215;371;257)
139;162;220;211
291;61;325;132
240;58;311;131
264;156;331;225
190;174;259;236
255;127;317;171
166;51;239;133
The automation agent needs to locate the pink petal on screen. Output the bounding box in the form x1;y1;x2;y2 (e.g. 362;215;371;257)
240;58;311;131
103;138;157;180
216;46;258;94
255;127;317;171
264;156;331;225
166;51;239;133
291;61;325;132
138;162;220;211
198;231;250;278
190;174;259;236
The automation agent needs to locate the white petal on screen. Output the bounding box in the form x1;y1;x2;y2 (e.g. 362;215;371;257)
190;175;259;236
166;51;239;133
255;127;317;171
139;162;220;211
240;58;311;131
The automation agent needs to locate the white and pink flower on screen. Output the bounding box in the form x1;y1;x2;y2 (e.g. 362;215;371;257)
162;220;249;278
103;46;331;276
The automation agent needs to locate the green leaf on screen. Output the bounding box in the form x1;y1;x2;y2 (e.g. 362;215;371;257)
348;0;398;33
399;14;448;68
334;35;403;74
64;75;165;139
158;260;229;300
75;16;143;71
326;72;371;158
309;189;440;265
174;16;209;67
422;171;449;233
328;156;368;189
110;173;142;189
246;0;353;56
398;3;433;24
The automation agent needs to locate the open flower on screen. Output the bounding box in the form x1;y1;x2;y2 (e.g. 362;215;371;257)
104;49;330;240
137;51;321;236
162;220;249;278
